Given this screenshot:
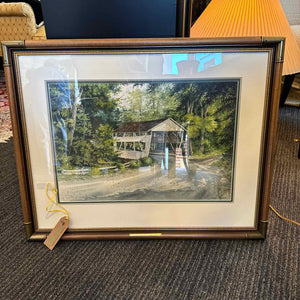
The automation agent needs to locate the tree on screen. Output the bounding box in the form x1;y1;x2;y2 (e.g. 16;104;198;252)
49;82;121;169
92;124;118;165
48;79;238;179
185;103;218;154
117;83;179;123
171;81;237;157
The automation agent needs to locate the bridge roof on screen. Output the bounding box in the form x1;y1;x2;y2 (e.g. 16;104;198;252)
115;118;185;133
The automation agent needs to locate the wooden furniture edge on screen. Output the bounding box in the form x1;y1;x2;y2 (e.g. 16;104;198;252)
259;39;284;222
23;37;274;49
28;228;266;241
2;41;34;240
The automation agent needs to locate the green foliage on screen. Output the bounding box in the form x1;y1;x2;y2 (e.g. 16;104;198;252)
49;82;120;169
129;159;142;168
92;124;117;165
116;162;126;170
91;167;101;176
185;113;217;138
118;83;179;123
48;80;238;182
141;157;153;166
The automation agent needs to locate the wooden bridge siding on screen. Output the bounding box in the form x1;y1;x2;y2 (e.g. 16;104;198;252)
114;135;152;160
117;150;148;160
114;135;150;143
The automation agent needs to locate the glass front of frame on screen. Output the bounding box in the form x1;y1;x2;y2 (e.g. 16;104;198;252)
17;49;269;229
47;78;239;203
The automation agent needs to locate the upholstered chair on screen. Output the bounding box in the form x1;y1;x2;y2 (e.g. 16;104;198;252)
0;2;46;56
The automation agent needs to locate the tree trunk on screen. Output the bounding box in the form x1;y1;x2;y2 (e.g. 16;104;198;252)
68;90;82;149
200;132;205;153
199;105;205;153
189;139;193;155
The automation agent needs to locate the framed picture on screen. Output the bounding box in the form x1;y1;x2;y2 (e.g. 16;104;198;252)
2;37;284;240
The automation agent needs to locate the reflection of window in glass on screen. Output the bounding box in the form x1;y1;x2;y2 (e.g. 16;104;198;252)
204;58;215;69
196;53;222;72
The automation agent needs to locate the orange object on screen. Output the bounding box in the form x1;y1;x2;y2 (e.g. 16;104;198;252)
191;0;300;75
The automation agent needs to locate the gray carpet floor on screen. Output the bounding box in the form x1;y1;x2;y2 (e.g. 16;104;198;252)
0;107;299;300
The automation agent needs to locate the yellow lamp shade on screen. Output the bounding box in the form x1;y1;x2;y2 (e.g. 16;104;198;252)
191;0;300;75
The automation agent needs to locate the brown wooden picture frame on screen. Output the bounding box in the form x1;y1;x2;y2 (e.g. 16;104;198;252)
2;37;284;240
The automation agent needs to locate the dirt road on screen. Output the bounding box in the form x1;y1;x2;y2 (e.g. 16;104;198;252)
58;156;230;202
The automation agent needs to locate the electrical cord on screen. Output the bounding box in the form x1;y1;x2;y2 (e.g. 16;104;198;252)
269;205;300;226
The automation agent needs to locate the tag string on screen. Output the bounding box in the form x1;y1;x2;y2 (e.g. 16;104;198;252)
44;183;299;226
46;183;70;220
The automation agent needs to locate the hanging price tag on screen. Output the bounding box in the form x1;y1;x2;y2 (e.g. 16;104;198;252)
44;216;69;250
44;183;70;250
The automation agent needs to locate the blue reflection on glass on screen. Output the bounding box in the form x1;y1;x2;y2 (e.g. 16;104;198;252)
163;53;188;74
162;53;222;75
195;53;222;72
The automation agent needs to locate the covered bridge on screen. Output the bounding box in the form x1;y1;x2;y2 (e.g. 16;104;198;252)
114;118;186;160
